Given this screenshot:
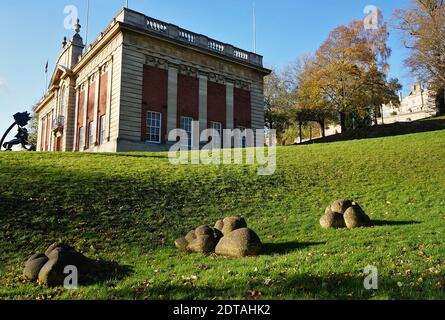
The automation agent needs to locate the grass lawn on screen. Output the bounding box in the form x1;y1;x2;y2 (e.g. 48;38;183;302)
1;122;445;300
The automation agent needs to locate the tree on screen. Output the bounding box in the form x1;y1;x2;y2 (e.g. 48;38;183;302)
362;69;402;125
264;60;308;145
298;17;399;132
264;69;295;144
297;56;338;137
393;0;445;113
25;102;40;147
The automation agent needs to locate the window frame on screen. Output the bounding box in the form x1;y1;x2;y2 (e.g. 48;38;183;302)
59;86;66;117
78;127;84;151
209;121;223;148
88;122;94;148
180;116;194;148
99;115;106;145
237;126;247;148
146;111;162;144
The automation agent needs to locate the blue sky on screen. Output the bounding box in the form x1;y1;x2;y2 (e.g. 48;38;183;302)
0;0;413;138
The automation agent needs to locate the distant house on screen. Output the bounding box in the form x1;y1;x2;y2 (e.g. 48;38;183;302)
379;81;438;124
35;8;270;152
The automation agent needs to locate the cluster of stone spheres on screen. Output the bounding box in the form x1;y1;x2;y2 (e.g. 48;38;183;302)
175;216;262;258
320;199;372;229
22;201;371;287
23;243;88;287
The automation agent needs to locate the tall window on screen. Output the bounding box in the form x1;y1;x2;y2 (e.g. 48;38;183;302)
146;111;162;143
99;116;106;145
88;122;94;147
78;127;84;150
59;86;66;116
238;126;247;148
210;121;222;148
180;117;193;148
40;118;45;151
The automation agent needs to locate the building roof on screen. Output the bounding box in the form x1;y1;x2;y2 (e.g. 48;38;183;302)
36;8;270;112
79;8;269;73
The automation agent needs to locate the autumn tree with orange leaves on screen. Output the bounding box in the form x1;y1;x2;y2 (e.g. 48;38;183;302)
298;16;401;132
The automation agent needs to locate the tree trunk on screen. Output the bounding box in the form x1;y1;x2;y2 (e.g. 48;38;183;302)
380;105;384;125
318;119;326;137
436;88;445;115
299;121;303;144
340;112;347;133
373;107;379;126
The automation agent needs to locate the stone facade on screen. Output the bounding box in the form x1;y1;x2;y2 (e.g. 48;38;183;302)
378;81;438;124
35;8;270;152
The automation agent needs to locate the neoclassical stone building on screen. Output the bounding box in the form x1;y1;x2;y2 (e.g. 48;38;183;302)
35;8;270;152
379;81;438;124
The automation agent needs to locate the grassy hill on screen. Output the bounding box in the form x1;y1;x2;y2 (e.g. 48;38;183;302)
303;115;445;144
1;123;445;300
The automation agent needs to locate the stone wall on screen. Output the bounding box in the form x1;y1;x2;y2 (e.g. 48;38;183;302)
73;32;124;153
116;29;267;151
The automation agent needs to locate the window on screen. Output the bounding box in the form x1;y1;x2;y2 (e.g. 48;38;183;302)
210;121;222;148
78;127;84;150
99;116;106;145
88;122;94;147
60;86;66;116
238;126;247;148
146;111;162;143
210;121;222;136
180;117;193;148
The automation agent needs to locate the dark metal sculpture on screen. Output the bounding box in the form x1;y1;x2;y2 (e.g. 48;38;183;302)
0;112;36;151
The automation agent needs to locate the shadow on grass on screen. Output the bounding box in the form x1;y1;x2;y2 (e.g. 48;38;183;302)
124;272;445;300
82;259;134;285
91;153;168;159
262;241;326;255
371;220;421;227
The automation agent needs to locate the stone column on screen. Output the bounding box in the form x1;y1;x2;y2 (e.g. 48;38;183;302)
198;73;208;136
167;66;178;136
64;80;76;152
226;81;234;129
250;81;264;131
72;88;79;151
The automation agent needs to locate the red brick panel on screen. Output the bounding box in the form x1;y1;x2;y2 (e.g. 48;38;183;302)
177;74;199;127
87;82;95;123
97;73;108;142
207;81;226;128
142;65;168;143
234;88;251;128
98;73;108;117
45;112;51;151
76;90;85;150
86;82;96;147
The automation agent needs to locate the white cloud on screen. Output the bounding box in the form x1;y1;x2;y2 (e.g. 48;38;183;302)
0;77;9;95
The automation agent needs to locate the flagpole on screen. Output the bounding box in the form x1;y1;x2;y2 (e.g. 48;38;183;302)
253;0;257;53
85;0;90;46
44;61;48;94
